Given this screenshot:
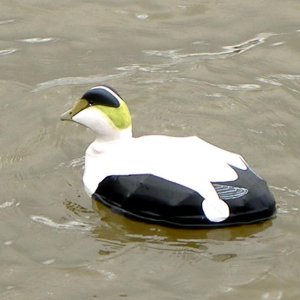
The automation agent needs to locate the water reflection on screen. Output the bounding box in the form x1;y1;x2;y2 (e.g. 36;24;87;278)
61;200;274;256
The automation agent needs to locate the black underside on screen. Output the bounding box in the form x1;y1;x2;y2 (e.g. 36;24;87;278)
93;167;276;228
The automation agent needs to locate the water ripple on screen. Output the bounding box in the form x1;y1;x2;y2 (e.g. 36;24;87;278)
144;32;275;61
68;156;85;168
0;199;20;209
135;13;149;20
115;32;277;80
256;77;283;86
0;49;17;56
270;185;300;197
0;19;15;25
30;215;92;231
214;83;261;91
19;37;57;44
31;32;277;93
0;150;27;168
32;72;129;92
271;74;300;81
256;74;300;94
116;63;178;73
58;157;85;169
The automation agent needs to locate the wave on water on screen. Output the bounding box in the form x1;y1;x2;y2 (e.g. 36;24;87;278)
0;199;20;209
0;49;17;56
257;73;300;92
32;72;130;92
32;32;281;93
19;37;57;44
0;19;15;25
30;215;92;231
144;32;276;61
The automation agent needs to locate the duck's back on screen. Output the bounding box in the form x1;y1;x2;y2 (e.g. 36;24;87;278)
84;135;247;196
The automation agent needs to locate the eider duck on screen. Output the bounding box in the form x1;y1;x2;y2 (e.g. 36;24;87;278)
61;86;276;228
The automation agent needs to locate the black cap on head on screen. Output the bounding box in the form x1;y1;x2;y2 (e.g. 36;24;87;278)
81;86;121;108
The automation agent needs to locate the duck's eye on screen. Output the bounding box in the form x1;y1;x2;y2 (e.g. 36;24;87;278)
88;101;94;106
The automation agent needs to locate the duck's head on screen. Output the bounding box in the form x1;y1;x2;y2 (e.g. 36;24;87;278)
61;86;132;140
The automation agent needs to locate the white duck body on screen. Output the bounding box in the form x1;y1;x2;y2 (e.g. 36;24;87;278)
61;86;276;227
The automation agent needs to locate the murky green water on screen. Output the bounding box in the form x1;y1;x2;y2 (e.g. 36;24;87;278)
1;1;300;299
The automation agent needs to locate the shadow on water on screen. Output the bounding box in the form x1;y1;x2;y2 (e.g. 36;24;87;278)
61;198;273;258
93;199;272;238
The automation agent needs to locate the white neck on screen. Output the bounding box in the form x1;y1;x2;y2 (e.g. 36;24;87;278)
89;127;133;154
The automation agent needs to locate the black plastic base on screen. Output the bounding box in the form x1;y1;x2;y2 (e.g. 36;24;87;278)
93;167;276;228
